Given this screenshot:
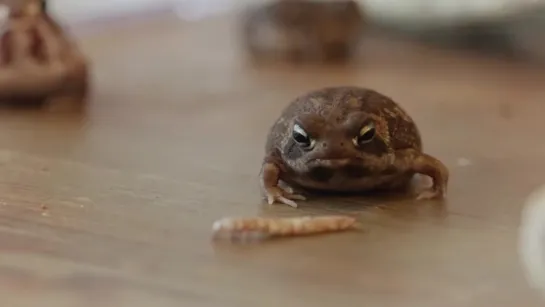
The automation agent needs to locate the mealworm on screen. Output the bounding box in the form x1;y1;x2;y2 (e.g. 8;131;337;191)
211;215;357;242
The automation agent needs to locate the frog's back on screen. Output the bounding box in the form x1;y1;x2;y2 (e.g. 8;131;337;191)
323;86;422;151
266;86;422;154
335;87;422;151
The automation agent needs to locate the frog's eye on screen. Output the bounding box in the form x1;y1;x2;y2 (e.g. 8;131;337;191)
292;123;314;148
353;122;376;146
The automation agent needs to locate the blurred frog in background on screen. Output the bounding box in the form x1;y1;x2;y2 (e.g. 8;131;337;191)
241;0;366;64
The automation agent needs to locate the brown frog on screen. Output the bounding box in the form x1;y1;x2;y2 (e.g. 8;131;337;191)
240;0;366;63
0;0;89;111
259;86;449;207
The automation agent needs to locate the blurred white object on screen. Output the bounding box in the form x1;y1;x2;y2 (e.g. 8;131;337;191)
174;0;234;21
519;184;545;298
361;0;545;26
358;0;545;63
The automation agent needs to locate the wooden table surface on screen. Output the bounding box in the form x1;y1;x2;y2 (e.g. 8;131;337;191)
2;6;545;307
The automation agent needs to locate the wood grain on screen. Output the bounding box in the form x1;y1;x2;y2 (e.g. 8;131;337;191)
0;5;544;307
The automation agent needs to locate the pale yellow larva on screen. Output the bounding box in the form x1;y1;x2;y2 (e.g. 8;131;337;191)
211;215;357;242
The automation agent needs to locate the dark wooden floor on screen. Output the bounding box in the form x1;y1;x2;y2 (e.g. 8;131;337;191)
1;4;545;307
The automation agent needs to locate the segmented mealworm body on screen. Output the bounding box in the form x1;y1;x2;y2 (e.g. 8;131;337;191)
211;215;357;242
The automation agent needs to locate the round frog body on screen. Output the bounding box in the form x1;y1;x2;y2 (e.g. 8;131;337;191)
260;86;449;207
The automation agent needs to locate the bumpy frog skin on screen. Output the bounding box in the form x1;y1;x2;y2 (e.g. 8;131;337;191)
260;86;449;207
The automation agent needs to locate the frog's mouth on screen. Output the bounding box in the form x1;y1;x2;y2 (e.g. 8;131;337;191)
306;158;371;182
307;158;359;168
